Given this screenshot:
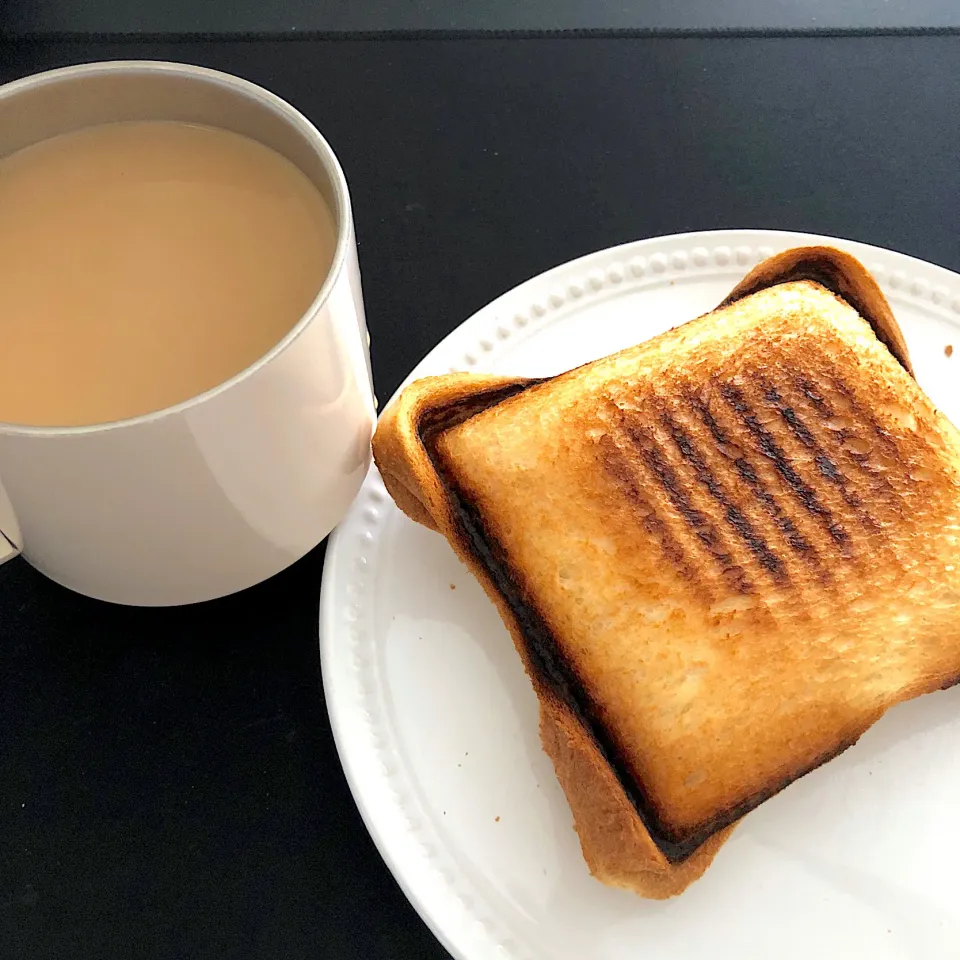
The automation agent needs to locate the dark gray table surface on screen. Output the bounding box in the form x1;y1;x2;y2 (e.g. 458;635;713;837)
4;0;960;37
3;31;960;960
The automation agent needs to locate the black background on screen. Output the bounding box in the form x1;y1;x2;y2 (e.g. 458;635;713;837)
4;0;960;35
3;33;960;960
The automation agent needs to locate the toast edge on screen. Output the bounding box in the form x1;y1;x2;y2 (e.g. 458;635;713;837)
370;246;914;898
720;244;913;376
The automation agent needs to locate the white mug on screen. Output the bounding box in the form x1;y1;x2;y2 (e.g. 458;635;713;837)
0;61;376;605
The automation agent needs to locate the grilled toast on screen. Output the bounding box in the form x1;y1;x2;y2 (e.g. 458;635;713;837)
372;246;960;898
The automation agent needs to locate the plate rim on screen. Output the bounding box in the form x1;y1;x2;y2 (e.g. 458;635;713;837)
320;227;960;960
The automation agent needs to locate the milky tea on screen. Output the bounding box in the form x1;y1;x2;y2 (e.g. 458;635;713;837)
0;120;336;426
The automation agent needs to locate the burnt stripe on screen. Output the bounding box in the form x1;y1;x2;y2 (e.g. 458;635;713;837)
796;376;833;417
824;373;906;457
598;437;703;592
660;412;786;581
720;383;850;547
788;376;903;511
760;382;846;483
762;382;853;488
686;391;820;565
757;380;884;535
617;414;753;594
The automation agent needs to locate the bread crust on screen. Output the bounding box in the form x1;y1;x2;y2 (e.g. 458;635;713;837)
371;247;913;898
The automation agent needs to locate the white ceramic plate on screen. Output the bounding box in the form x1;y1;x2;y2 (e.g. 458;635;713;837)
320;230;960;960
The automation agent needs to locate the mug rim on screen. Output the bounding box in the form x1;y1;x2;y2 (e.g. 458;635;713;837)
0;59;355;438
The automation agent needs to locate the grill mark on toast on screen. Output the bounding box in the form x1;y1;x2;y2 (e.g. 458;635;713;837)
686;389;823;571
810;366;943;480
597;436;704;593
790;372;924;579
690;389;843;591
796;376;836;419
756;377;883;534
720;383;850;549
615;411;754;594
658;410;787;582
792;374;904;506
815;368;948;505
824;372;907;455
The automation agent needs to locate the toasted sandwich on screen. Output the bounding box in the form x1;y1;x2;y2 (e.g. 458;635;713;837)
372;246;960;898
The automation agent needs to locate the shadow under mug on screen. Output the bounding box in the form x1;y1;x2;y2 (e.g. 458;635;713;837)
0;61;376;606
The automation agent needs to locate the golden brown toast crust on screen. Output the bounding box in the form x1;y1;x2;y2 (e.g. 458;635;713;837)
719;245;913;375
371;247;923;899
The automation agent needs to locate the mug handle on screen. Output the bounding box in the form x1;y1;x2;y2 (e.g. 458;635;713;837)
0;478;22;565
